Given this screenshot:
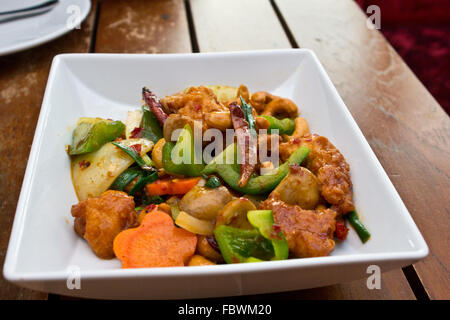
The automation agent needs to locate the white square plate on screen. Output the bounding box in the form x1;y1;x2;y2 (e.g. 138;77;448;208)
3;49;428;299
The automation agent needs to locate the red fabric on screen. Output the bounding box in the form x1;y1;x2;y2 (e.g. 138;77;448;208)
356;0;450;114
358;0;450;24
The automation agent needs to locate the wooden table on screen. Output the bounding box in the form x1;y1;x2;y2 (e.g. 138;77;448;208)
0;0;448;300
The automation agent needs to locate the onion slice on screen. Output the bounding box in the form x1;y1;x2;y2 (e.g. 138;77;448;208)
175;211;214;236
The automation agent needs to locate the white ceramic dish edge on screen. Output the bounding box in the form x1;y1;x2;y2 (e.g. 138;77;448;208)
3;50;428;299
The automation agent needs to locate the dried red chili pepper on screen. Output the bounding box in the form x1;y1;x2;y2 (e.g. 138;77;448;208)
335;218;349;240
229;102;257;187
142;87;168;126
130;144;142;154
79;160;91;169
130;127;143;138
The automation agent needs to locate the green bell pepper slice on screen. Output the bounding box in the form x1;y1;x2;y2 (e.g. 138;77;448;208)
69;118;125;155
162;124;205;177
162;142;184;175
141;105;163;144
258;115;295;135
214;225;274;264
247;210;289;260
202;143;310;195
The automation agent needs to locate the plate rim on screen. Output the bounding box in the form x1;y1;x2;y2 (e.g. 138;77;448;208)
0;0;91;56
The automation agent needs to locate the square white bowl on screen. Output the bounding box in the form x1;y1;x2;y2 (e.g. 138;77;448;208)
3;49;428;299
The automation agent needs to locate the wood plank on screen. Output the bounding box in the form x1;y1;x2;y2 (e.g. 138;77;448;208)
250;269;415;300
275;0;450;299
0;1;98;300
190;0;291;52
95;0;191;53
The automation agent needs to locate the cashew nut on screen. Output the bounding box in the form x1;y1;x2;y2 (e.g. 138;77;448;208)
261;98;299;119
197;235;224;263
250;91;276;113
255;116;270;130
260;161;275;171
291;117;309;138
215;198;255;229
151;138;166;169
204;111;232;131
237;84;250;103
188;255;216;266
163;113;197;142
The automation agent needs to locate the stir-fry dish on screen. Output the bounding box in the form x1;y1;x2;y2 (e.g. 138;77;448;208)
68;85;370;268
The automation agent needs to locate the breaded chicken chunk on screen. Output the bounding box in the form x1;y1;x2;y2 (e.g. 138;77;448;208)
161;86;228;120
260;197;336;258
71;190;137;259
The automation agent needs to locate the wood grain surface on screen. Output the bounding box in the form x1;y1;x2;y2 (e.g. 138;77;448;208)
275;0;450;299
190;0;291;52
95;0;191;53
249;269;415;300
0;1;98;300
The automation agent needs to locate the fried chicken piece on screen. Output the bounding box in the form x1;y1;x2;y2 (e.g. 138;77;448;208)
161;86;228;120
280;134;354;215
161;86;233;134
302;134;354;215
279;136;303;163
260;197;336;258
71;190;137;259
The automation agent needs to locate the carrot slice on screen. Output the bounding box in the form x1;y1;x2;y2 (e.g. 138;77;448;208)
145;177;200;196
113;210;197;268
